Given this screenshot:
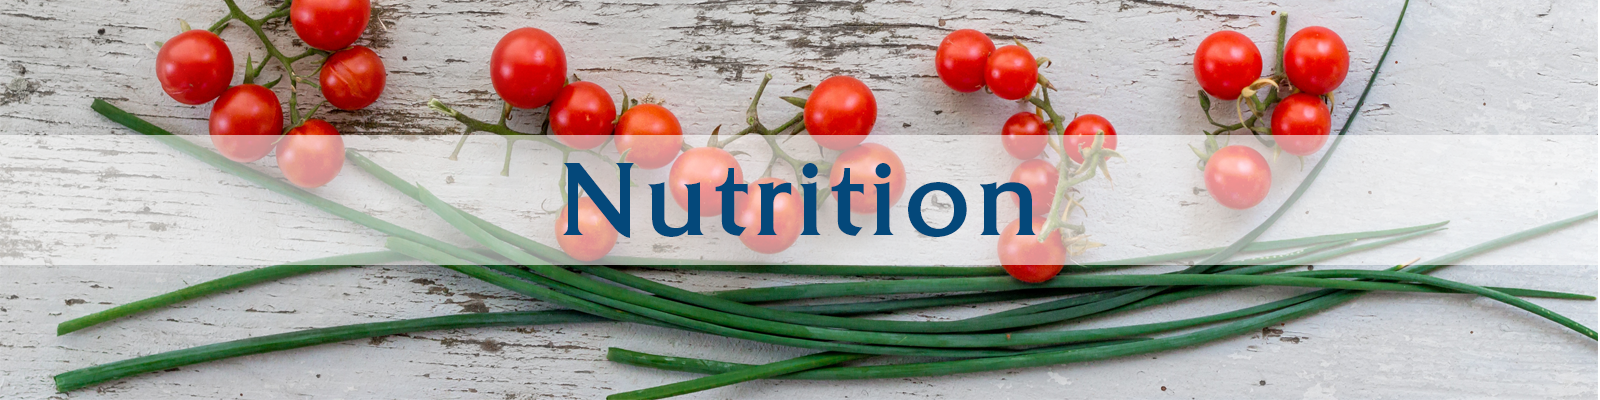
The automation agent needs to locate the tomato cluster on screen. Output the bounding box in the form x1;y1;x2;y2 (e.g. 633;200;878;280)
480;30;909;260
935;29;1039;100
1191;22;1348;209
933;30;1125;284
156;0;386;189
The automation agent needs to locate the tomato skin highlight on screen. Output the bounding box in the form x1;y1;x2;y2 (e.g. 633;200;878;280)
289;0;370;51
156;30;234;105
208;84;283;163
668;147;743;217
1000;112;1048;160
319;46;386;110
1061;114;1118;164
549;81;616;150
1204;145;1272;210
736;177;804;254
555;196;619;262
935;29;995;93
984;45;1038;100
1270;93;1331;156
1283;26;1349;95
613;104;684;170
275;120;345;189
804;76;876;151
490;28;567;109
1009;159;1059;217
829;143;906;215
997;218;1066;283
1193;31;1263;101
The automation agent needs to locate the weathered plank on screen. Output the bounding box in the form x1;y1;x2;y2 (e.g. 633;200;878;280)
0;0;1596;399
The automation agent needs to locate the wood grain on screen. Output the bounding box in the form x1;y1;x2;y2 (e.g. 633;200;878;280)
1;0;1596;398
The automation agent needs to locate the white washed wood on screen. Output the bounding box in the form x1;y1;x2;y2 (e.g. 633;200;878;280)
1;0;1597;399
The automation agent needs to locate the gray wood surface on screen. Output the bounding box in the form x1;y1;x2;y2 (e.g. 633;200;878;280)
2;0;1597;399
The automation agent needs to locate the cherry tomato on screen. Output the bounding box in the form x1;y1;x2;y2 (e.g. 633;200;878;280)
1000;112;1048;160
156;30;233;105
984;45;1037;100
1204;145;1271;210
736;177;803;254
997;218;1065;283
1008;159;1059;217
549;81;616;150
275;119;345;189
490;28;567;109
804;76;876;151
1193;31;1263;101
668;147;743;217
555;196;618;262
1270;93;1331;156
613;104;683;169
209;84;283;163
290;0;370;51
829;143;906;214
319;46;386;110
935;29;995;93
1283;26;1349;95
1062;114;1117;164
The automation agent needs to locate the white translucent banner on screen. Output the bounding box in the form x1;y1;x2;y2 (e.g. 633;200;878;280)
0;134;1594;267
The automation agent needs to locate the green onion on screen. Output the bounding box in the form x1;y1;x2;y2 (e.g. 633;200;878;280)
707;272;1585;303
765;290;1087;315
1295;269;1595;338
412;182;1581;351
607;352;872;400
385;236;1037;357
56;251;410;336
607;209;1599;381
54;311;604;392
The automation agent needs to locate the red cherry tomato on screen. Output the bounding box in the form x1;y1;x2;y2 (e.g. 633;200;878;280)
1193;31;1263;101
1062;114;1117;164
555;196;618;262
156;30;233;105
1000;112;1048;160
490;28;567;109
1270;93;1331;156
1204;145;1271;210
984;45;1038;100
1283;26;1349;95
829;143;906;214
290;0;370;51
275;119;345;189
209;84;283;163
668;147;743;217
1008;159;1059;217
319;46;385;110
935;29;995;93
549;81;616;150
613;104;683;170
736;177;803;254
997;218;1065;283
804;76;876;151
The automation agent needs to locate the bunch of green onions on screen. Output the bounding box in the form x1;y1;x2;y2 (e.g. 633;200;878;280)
57;2;1597;398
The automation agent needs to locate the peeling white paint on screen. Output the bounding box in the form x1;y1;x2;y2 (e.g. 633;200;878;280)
0;0;1596;399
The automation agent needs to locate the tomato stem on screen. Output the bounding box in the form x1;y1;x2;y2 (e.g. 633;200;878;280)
1023;93;1116;246
428;98;624;178
218;0;319;129
1273;12;1289;79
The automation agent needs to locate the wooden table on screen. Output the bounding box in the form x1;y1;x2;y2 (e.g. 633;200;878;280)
2;0;1596;398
